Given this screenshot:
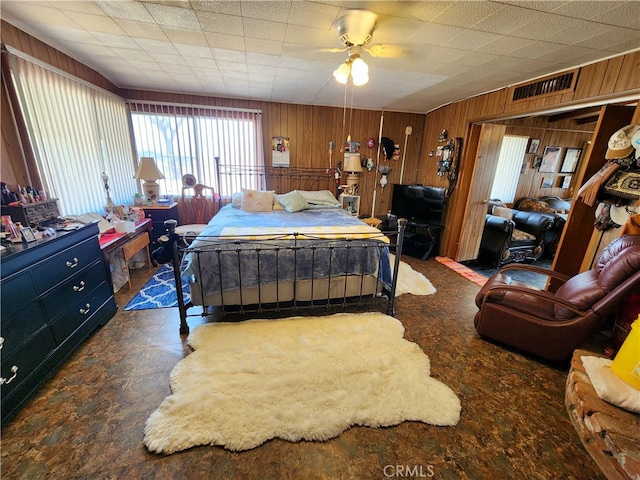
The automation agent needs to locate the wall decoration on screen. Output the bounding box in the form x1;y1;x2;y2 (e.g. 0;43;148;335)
560;148;582;173
532;156;543;168
541;177;554;188
272;136;290;167
539;146;562;173
528;138;541;154
561;176;572;188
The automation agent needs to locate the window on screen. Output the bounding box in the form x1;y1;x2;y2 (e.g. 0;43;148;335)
6;48;137;216
128;103;264;199
489;135;529;203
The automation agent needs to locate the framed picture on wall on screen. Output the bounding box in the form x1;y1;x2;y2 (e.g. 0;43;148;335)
561;175;572;188
560;148;582;173
539;146;562;173
527;138;541;154
541;177;554;188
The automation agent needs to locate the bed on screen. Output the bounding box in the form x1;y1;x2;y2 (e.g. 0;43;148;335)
165;188;407;334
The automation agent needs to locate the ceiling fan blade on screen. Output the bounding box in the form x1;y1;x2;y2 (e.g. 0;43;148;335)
366;44;409;58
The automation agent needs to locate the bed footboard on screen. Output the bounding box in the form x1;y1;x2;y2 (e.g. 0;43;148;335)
164;218;406;335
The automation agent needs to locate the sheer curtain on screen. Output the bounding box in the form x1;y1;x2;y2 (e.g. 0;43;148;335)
128;102;263;198
7;48;137;216
490;135;529;204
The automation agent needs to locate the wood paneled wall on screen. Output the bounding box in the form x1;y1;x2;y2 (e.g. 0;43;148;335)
2;20;639;264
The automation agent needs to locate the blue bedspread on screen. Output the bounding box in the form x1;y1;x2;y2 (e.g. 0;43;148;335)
181;204;392;296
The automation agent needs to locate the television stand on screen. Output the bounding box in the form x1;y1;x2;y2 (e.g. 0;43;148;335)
380;216;443;260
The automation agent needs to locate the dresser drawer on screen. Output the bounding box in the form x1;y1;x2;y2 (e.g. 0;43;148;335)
32;237;102;294
1;271;38;317
41;260;109;321
0;326;57;400
1;302;47;358
50;283;112;344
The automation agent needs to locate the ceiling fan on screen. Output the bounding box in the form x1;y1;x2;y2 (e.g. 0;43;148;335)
328;9;409;59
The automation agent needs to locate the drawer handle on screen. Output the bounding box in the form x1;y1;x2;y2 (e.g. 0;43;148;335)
73;281;86;292
0;366;19;386
66;257;79;268
79;303;91;315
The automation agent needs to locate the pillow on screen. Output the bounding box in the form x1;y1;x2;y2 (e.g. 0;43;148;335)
231;192;243;208
298;190;341;206
517;198;556;214
274;190;309;213
492;206;513;221
241;188;275;212
272;199;285;211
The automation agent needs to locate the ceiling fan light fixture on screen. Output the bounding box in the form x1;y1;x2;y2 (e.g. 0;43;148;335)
350;56;368;77
352;73;369;86
333;62;351;84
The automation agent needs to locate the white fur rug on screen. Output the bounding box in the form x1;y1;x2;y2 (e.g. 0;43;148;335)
144;312;460;454
391;254;437;296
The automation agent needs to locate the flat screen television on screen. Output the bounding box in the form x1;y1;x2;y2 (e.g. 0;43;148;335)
391;184;446;225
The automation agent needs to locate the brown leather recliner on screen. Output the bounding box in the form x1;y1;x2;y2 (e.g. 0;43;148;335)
474;235;640;362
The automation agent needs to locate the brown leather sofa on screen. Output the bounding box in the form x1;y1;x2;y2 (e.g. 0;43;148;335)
474;235;640;362
513;196;572;256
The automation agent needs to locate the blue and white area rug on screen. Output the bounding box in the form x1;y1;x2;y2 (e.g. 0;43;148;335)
124;264;190;311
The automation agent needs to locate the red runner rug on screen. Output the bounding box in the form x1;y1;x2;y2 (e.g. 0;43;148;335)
435;257;488;287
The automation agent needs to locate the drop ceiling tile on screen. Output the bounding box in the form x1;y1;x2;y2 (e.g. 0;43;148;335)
204;32;246;51
472;4;543;35
248;66;277;81
144;2;200;29
278;56;312;69
96;1;156;22
243;17;287;42
246;52;281;67
499;1;569;13
536;45;605;65
115;19;170;41
196;11;244;35
406;1;456;22
451;51;500;67
162;26;208;46
218;60;248;74
124;59;163;72
443;29;502;51
190;1;242;16
159;62;193;74
408;23;465;46
372;16;424;44
181;55;217;69
602;37;640;53
431;1;504;28
545;18;612;45
134;38;178;54
173;43;213;59
244;37;284;56
147;51;186;64
288;2;341;29
62;11;127;35
550;1;630;21
599;2;640;29
510;12;578;41
209;47;247;62
575;27;640;51
1;2;79;28
283;24;328;46
110;47;155;62
240;1;292;23
90;31;140;49
477;36;535;55
482;56;558;74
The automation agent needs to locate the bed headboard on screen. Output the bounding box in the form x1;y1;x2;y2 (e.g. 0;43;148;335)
215;158;337;199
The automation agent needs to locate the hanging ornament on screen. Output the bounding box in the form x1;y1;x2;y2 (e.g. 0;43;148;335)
378;165;392;189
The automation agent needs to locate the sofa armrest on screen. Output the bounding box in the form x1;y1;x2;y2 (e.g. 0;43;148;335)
512;210;553;238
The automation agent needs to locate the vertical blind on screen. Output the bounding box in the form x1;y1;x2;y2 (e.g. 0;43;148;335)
7;50;137;216
128;102;264;198
490;135;529;203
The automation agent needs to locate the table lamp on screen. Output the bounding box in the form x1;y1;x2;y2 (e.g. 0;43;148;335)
134;157;165;201
343;152;363;194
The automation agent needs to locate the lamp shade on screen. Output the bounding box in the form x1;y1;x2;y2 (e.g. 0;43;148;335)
134;157;165;180
343;153;363;172
333;62;350;85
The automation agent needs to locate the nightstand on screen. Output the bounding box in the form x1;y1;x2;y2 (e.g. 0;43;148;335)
339;194;360;216
142;203;179;249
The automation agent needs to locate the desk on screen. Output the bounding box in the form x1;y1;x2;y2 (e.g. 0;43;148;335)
99;219;152;291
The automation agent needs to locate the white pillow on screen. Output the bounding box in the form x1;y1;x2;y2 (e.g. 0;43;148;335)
274;190;309;213
583;356;640;414
241;188;275;212
231;192;243;208
298;190;340;206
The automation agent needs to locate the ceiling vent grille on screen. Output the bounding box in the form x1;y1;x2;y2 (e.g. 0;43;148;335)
510;70;578;103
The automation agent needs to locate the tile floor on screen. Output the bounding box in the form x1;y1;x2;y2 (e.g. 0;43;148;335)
1;257;607;479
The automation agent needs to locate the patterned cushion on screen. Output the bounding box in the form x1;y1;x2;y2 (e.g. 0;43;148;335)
517;198;556;214
511;229;536;241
